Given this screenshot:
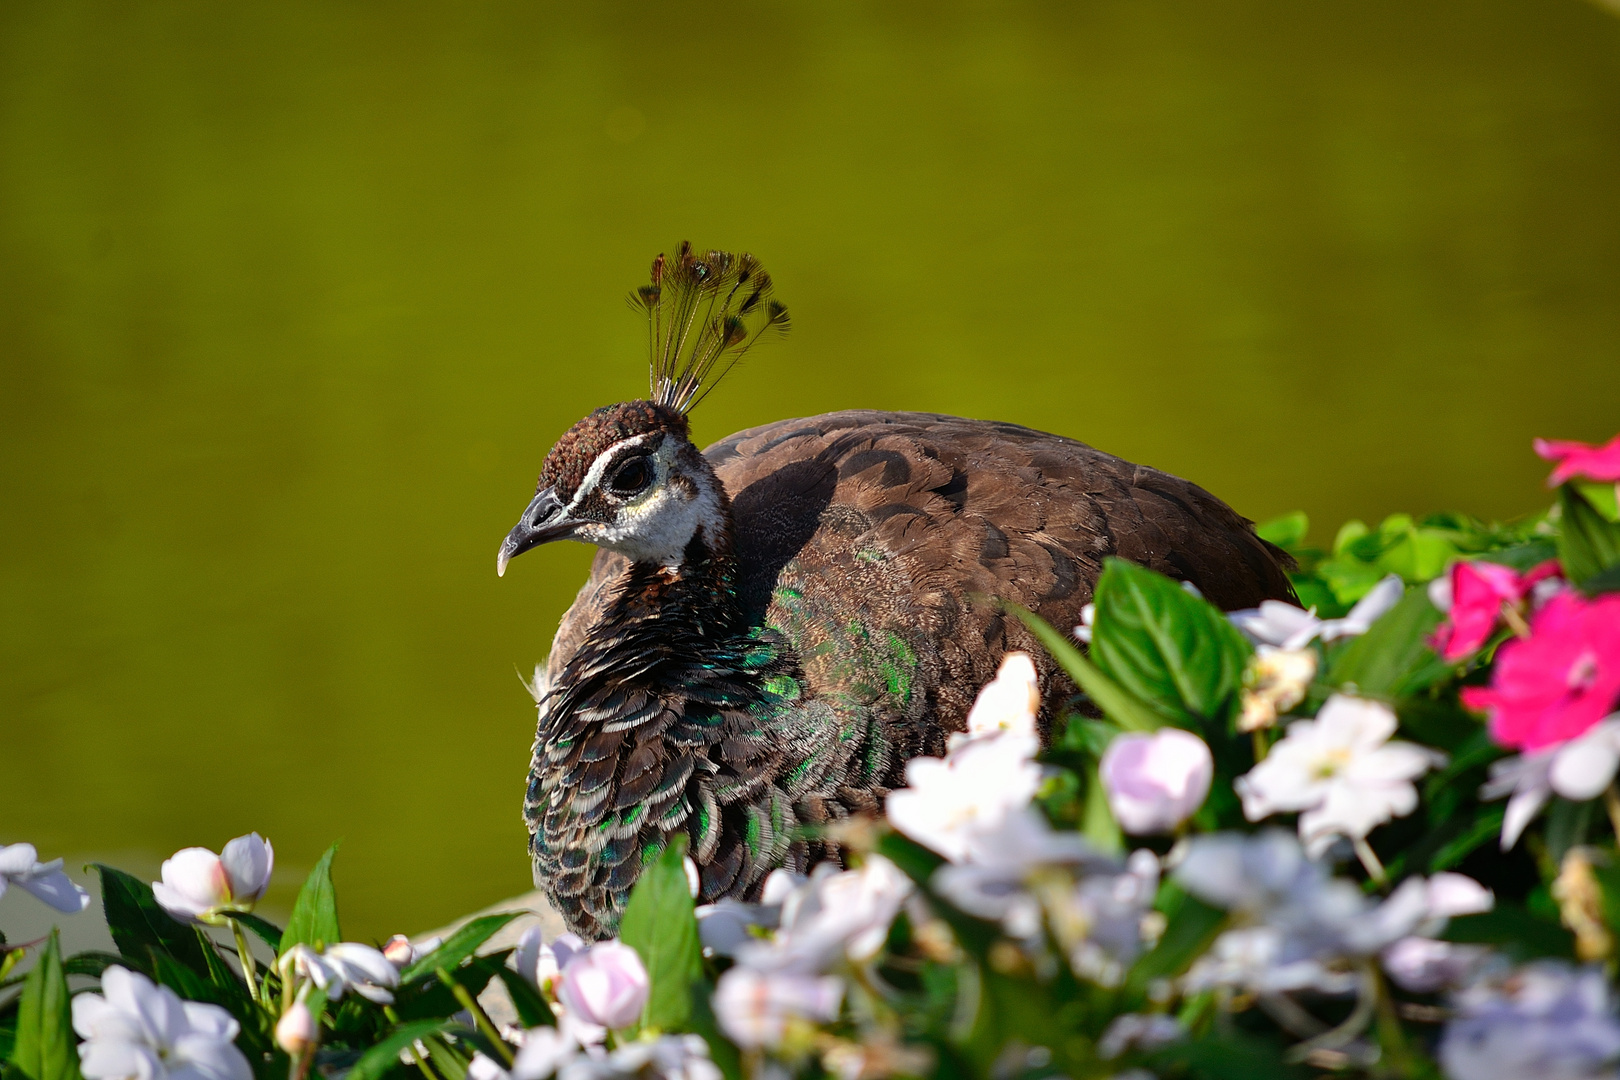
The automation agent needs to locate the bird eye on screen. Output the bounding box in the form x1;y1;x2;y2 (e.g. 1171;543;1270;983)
608;456;652;496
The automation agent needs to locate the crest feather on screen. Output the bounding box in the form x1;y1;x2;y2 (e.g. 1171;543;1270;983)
628;242;790;414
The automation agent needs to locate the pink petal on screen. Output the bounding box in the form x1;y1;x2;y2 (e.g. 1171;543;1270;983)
1534;434;1620;486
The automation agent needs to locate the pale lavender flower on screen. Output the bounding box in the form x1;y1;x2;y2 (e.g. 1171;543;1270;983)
712;968;842;1049
555;941;649;1030
1100;729;1213;835
0;842;90;913
1440;962;1620;1080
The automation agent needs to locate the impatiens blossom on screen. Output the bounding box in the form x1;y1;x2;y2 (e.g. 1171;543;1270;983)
73;966;252;1080
1238;646;1316;732
467;1028;580;1080
1439;961;1620;1080
738;857;911;973
1430;558;1562;662
712;967;842;1048
1462;591;1620;751
555;941;649;1030
956;651;1040;744
152;833;273;925
1099;728;1213;834
0;842;91;913
1098;1014;1183;1060
381;933;440;969
514;926;584;990
1235;695;1444;856
278;942;400;1003
1535;433;1620;485
1481;715;1620;850
886;722;1042;863
1229;574;1404;650
1176;832;1486;997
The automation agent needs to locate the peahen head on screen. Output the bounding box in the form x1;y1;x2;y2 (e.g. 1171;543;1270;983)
497;243;789;577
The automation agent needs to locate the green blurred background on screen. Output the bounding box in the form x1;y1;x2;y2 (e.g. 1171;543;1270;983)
4;0;1620;942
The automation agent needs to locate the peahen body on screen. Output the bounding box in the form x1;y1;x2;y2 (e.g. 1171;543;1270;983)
498;245;1297;938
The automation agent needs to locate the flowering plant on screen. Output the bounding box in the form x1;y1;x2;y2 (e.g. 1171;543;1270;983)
6;432;1620;1080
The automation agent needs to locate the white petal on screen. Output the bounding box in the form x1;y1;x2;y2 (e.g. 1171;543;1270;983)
179;1002;238;1042
80;1039;163;1080
1426;873;1493;919
155;850;229;916
1551;735;1620;802
0;843;41;877
218;835;273;903
1500;784;1551;850
17;866;92;913
169;1034;254;1080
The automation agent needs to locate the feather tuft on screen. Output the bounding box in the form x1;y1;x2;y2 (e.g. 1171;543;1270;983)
628;243;789;414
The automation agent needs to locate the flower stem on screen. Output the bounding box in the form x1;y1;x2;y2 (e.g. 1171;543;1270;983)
437;966;514;1067
1251;728;1269;763
229;919;262;1008
1353;837;1387;886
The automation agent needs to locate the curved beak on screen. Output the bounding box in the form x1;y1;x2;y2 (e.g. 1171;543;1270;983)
497;487;578;577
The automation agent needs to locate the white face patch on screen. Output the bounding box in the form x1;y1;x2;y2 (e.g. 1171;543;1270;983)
570;435;725;570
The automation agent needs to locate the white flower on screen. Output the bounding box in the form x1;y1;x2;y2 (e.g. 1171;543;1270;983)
712;968;842;1049
151;834;273;925
1481;716;1620;850
555;941;649;1030
468;1028;581;1080
955;652;1040;745
1099;728;1213;835
73;966;252;1080
1073;603;1096;644
513;927;584;990
582;1035;721;1080
886;731;1041;862
1062;850;1163;986
738;857;911;973
1235;695;1444;856
0;842;91;913
278;942;399;1004
1440;961;1620;1080
1230;574;1404;650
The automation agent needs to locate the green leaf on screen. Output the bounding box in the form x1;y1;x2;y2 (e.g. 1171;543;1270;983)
93;864;210;975
1444;904;1574;961
281;844;341;955
59;953;130;980
1087;558;1252;727
1081;760;1123;855
347;1021;454;1080
1255;511;1308;550
1126;890;1226;994
12;932;80;1080
492;969;555;1029
400;913;524;984
618;834;702;1031
1008;603;1163;732
1576;480;1620;523
232;913;283;954
1326;586;1443;698
1151;1033;1311;1080
1558;484;1620;586
1581;562;1620;597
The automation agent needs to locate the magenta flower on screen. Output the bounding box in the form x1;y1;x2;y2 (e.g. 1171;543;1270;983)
1462;591;1620;752
1431;559;1561;662
1533;433;1620;486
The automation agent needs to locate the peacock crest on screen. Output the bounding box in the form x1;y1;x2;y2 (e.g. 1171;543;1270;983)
629;242;790;415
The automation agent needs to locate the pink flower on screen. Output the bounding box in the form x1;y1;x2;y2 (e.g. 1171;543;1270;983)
1431;560;1561;662
1534;434;1620;486
554;941;649;1030
1099;729;1214;835
1462;591;1620;752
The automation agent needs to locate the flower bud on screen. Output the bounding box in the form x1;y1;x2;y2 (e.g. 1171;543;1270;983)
1099;729;1213;835
554;941;648;1030
514;927;583;991
152;833;274;924
382;934;419;968
275;996;319;1056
